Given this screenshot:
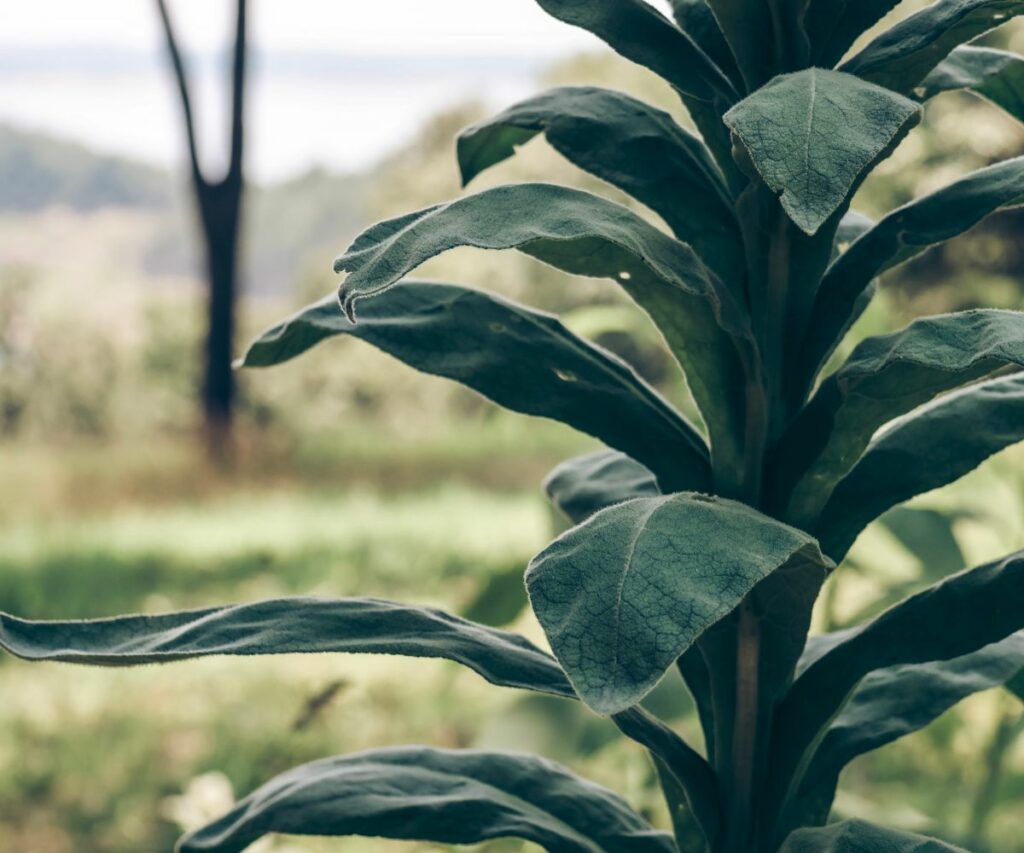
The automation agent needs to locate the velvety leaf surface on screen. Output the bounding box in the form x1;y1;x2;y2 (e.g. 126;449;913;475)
526;493;829;714
780;820;968;853
667;0;743;89
243;282;710;494
456;86;745;287
544;451;660;525
778;309;1024;530
919;45;1024;123
803;1;903;68
176;747;678;853
842;0;1024;94
704;0;776;89
816;374;1024;559
802;156;1024;387
773;551;1024;809
0;596;577;697
724;69;920;234
534;0;737;103
793;633;1024;825
333;183;752;487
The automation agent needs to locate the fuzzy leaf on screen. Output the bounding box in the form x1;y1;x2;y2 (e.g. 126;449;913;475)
704;0;777;89
918;45;1024;123
667;0;744;89
803;1;903;68
724;69;920;234
801;156;1024;389
842;0;1024;94
534;0;736;103
526;493;829;714
780;821;968;853
773;551;1024;817
176;747;678;853
334;184;752;486
457;86;745;287
792;633;1024;826
778;309;1024;530
0;597;575;697
544;451;660;524
243;282;710;494
816;374;1024;559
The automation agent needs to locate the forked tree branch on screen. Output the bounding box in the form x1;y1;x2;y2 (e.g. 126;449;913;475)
154;0;205;187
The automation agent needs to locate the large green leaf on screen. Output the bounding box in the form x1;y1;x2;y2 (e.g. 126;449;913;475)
780;820;968;853
816;374;1024;559
776;309;1024;530
176;747;679;853
724;69;920;235
0;596;575;697
918;45;1024;124
544;451;660;525
526;493;829;715
803;1;903;68
791;633;1024;827
456;86;745;287
243;282;710;494
333;183;753;488
667;0;744;89
801;157;1024;391
772;551;1024;817
841;0;1024;94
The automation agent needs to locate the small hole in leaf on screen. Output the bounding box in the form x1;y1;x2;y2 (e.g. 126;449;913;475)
618;271;632;280
913;86;927;98
553;369;578;382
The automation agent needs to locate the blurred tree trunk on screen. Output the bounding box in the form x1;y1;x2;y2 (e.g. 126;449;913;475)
155;0;247;460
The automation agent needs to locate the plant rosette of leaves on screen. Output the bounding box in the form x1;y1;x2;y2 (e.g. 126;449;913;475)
4;1;1024;852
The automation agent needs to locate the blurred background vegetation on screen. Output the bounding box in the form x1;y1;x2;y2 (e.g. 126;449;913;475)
1;1;1023;851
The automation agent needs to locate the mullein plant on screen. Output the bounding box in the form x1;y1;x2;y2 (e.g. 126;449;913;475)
4;1;1024;851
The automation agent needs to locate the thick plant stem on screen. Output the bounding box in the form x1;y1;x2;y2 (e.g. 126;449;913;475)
727;599;762;852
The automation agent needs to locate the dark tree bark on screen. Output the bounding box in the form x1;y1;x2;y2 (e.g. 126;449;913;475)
155;0;247;458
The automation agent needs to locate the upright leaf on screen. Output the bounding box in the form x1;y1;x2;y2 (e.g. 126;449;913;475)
801;156;1024;390
816;374;1024;560
772;551;1024;817
526;493;829;714
334;184;753;489
243;282;710;494
842;0;1024;94
780;820;968;853
724;69;920;235
456;87;745;288
704;0;777;90
792;633;1024;827
668;0;744;89
177;747;678;853
544;451;660;525
918;45;1024;124
777;310;1024;530
803;1;903;68
0;597;575;698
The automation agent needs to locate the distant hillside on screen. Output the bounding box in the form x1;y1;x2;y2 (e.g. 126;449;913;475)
0;123;173;212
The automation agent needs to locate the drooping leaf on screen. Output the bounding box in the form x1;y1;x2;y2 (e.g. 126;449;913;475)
526;493;830;715
0;596;575;698
800;156;1024;390
841;0;1024;94
918;45;1024;124
724;69;920;235
544;451;660;525
333;184;753;487
176;747;679;853
456;86;745;287
780;820;968;853
667;0;744;89
791;633;1024;827
777;309;1024;530
772;551;1024;817
243;282;710;494
534;0;737;104
803;1;903;68
816;374;1024;560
